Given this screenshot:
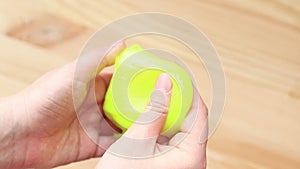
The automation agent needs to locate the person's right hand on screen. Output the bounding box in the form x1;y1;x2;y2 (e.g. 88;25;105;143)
96;73;208;169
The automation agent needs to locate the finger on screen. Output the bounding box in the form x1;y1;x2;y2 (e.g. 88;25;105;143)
95;136;118;157
76;124;117;159
94;73;122;133
184;89;208;143
170;88;208;147
82;73;111;108
97;41;125;74
76;100;119;158
73;41;125;83
98;73;113;87
98;104;122;134
124;73;173;139
94;73;113;103
167;88;208;165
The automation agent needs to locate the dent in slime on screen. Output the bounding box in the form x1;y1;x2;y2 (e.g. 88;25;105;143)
103;44;193;137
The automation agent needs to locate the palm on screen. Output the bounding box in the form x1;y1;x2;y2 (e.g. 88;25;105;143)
22;64;116;168
96;81;208;169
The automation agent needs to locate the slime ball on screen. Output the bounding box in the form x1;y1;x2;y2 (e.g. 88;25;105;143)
103;44;193;136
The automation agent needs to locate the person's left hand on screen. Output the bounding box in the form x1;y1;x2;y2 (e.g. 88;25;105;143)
1;42;125;168
96;73;208;169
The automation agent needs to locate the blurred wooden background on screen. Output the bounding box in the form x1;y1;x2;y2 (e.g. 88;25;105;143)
0;0;299;168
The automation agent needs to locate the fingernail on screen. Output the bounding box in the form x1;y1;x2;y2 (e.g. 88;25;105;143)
154;73;172;95
113;40;124;48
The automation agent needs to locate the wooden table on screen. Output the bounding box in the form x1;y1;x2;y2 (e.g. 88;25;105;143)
1;0;299;168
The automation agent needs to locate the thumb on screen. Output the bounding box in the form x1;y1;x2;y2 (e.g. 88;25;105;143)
106;74;172;158
124;73;173;139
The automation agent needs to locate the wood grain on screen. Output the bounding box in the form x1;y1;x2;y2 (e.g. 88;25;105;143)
0;0;299;168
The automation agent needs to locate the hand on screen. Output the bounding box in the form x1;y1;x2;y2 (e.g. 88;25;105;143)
0;41;125;168
96;74;208;169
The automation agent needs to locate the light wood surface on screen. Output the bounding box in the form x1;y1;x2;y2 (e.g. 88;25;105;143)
1;0;300;168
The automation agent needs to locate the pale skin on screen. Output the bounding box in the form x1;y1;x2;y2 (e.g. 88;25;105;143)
0;41;208;169
97;74;208;169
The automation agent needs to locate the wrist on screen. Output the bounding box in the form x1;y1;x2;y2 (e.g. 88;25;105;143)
0;93;30;169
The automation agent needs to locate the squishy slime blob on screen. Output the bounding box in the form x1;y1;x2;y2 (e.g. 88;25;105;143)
103;44;193;136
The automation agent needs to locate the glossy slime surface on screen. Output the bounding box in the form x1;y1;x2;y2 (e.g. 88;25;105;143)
103;45;193;136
